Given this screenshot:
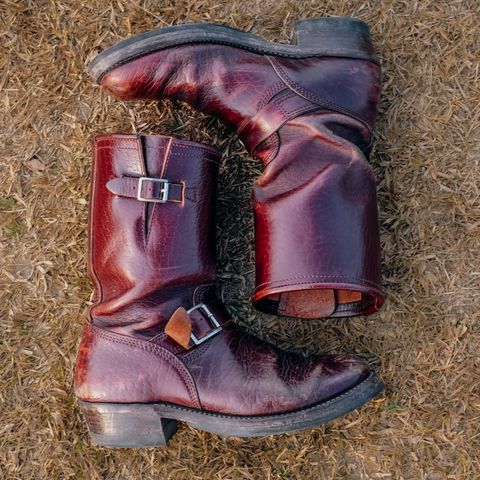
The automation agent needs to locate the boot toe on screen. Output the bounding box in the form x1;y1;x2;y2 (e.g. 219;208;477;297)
101;68;139;99
310;353;371;404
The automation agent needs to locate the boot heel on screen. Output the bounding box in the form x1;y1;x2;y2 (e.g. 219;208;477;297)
79;401;178;448
292;17;373;49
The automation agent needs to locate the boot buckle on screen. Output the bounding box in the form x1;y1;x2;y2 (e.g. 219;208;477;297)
137;177;170;203
187;303;222;345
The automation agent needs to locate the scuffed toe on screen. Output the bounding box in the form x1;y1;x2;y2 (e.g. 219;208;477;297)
309;353;372;404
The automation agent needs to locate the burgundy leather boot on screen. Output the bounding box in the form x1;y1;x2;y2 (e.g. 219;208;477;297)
88;17;386;319
74;133;383;447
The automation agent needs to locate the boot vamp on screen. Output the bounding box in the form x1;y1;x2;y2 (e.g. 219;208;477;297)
101;44;282;129
181;322;370;415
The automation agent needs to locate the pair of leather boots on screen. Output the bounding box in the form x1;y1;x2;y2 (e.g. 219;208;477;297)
74;17;386;447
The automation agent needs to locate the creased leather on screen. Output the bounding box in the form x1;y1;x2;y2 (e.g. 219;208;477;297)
98;22;385;318
74;132;374;415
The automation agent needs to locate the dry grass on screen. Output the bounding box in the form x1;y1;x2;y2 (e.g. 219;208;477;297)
1;0;480;478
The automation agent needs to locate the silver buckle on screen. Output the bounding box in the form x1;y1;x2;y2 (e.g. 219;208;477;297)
187;303;222;346
137;177;170;203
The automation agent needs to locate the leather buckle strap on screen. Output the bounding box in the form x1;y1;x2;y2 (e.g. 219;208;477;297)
106;176;184;203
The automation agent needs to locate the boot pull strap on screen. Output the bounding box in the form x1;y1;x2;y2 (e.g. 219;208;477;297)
106;176;186;203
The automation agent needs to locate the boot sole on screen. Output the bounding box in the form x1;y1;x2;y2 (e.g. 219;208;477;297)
89;17;379;83
78;372;383;448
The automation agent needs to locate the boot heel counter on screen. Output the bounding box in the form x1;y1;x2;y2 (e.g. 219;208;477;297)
270;55;381;129
74;322;199;407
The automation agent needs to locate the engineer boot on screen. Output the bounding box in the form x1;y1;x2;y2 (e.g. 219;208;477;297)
74;133;383;448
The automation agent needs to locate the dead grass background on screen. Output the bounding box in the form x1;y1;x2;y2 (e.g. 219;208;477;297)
1;0;479;478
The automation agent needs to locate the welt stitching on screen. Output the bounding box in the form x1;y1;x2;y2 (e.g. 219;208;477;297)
100;41;379;85
91;325;200;408
121;373;379;419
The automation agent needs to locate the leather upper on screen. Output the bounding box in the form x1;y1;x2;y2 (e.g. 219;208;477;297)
98;27;385;318
74;133;372;415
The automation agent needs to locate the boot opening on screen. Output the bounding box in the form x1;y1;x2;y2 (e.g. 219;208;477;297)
255;289;377;319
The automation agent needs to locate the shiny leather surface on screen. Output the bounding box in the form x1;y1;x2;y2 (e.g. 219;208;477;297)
98;21;385;318
74;133;372;415
182;322;370;415
75;321;201;407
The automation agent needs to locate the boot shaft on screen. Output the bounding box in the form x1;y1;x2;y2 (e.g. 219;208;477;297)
252;113;384;317
88;134;220;332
